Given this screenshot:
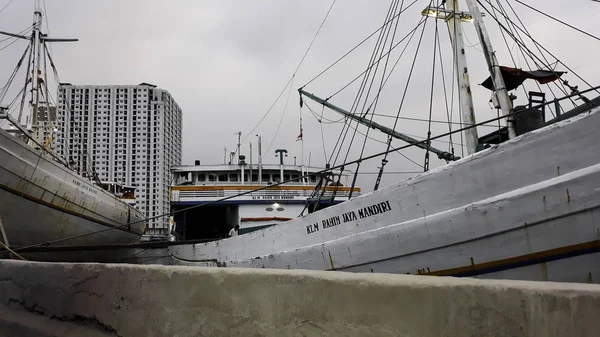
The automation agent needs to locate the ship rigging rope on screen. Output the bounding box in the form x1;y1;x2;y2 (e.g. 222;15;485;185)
477;0;600;97
319;105;328;162
324;0;408;200
334;0;404;190
8;85;598;251
324;0;401;172
498;0;577;108
16;35;34;125
514;0;600;43
0;0;15;16
264;76;294;156
301;0;421;88
447;13;463;157
370;8;430;189
423;6;439;172
435;21;455;155
0;44;30;104
322;16;427;101
490;0;572;113
482;0;577;104
240;0;336;145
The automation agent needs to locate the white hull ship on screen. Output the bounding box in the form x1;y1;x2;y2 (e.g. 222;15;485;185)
169;0;600;283
171;107;600;282
0;1;145;261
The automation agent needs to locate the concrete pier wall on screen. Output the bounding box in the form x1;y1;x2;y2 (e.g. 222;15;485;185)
0;260;599;337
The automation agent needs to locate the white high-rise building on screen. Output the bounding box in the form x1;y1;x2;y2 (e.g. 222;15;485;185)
56;82;183;235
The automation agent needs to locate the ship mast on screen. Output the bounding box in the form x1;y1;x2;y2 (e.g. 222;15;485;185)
0;0;78;132
464;0;516;139
422;1;481;154
30;0;43;131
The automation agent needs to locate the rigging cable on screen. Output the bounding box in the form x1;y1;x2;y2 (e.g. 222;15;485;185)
318;104;328;162
314;0;402;211
363;0;405;192
476;0;600;96
302;0;421;88
515;0;600;43
492;0;571;113
499;0;576;108
424;1;439;172
264;76;294;156
341;0;403;197
434;15;455;156
327;0;400;169
373;9;430;189
0;0;14;16
241;0;336;144
325;16;427;100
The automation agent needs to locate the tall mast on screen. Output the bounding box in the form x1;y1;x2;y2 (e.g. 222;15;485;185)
29;0;44;131
464;0;516;139
445;0;479;154
422;2;481;154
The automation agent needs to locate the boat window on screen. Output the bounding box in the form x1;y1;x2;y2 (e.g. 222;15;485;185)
251;174;258;182
276;207;285;211
284;174;291;181
310;176;317;183
262;174;270;182
208;174;216;182
218;174;227;182
291;174;300;181
265;207;274;211
198;173;206;181
229;174;238;182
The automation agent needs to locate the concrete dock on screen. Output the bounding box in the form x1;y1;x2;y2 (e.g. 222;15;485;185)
0;260;599;336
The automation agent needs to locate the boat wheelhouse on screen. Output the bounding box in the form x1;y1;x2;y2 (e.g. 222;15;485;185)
170;162;360;240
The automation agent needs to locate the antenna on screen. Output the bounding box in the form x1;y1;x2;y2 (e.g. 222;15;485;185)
234;131;242;160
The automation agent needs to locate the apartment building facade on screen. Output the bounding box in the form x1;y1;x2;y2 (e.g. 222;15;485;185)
56;82;182;234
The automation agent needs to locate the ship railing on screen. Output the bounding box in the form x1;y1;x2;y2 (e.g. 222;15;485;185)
176;189;354;199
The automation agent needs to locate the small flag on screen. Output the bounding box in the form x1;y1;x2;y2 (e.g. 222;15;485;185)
296;133;303;141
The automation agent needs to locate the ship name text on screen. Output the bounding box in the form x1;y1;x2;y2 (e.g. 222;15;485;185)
306;200;392;235
72;179;98;195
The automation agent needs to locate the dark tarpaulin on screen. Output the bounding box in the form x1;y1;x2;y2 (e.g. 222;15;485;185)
481;66;565;91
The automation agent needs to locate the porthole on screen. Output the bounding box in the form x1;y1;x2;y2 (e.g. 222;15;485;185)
265;207;274;211
276;207;285;211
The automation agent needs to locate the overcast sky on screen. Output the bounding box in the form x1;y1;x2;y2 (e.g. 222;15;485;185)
1;0;599;192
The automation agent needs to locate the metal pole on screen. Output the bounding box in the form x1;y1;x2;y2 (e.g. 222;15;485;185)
446;0;479;154
249;142;253;185
275;149;287;183
241;161;245;186
256;135;262;184
464;0;516;139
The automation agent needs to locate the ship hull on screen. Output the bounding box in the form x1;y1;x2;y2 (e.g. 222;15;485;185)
170;107;600;284
0;128;145;261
